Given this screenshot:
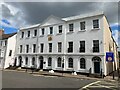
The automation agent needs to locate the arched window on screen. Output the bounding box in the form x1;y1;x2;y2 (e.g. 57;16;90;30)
32;57;35;65
25;57;28;65
39;56;43;60
68;58;73;68
80;58;86;69
57;57;62;67
48;57;52;66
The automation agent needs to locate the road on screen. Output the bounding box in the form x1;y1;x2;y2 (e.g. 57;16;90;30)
2;71;95;89
2;71;120;90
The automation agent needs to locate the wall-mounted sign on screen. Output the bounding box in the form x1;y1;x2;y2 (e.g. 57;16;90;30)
48;36;52;41
106;52;114;62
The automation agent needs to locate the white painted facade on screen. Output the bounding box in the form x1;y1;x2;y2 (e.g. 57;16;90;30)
15;12;119;76
4;34;17;68
0;33;17;69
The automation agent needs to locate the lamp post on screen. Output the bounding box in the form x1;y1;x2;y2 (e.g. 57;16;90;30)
62;57;64;76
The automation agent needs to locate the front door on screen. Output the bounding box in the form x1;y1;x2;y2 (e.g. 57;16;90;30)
40;60;43;69
94;62;100;73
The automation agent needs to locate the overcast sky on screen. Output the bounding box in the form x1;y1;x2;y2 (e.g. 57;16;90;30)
0;1;120;49
1;2;119;28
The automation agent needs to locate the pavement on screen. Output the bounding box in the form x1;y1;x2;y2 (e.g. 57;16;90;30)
4;68;120;81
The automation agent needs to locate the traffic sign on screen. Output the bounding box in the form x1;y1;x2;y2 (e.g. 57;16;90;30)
106;52;114;62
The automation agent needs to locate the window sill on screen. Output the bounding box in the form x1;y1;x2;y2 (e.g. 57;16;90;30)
91;28;100;31
67;31;74;34
67;68;74;71
40;35;44;37
56;33;62;35
78;30;86;32
48;34;53;36
32;36;37;38
26;37;30;39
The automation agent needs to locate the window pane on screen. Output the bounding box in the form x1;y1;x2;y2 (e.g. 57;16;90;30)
69;24;73;32
93;19;99;28
80;22;85;30
57;57;61;67
68;58;73;68
59;25;62;33
48;57;52;66
80;58;86;69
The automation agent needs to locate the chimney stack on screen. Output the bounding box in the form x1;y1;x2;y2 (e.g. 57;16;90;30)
0;29;4;36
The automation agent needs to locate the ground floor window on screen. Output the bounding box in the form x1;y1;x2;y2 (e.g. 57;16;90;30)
48;57;52;66
80;58;86;69
68;58;73;68
32;57;35;66
25;57;28;65
57;57;62;67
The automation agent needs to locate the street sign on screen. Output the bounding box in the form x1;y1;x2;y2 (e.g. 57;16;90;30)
106;52;114;62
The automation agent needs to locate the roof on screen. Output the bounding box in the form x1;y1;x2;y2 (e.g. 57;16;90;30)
20;24;40;30
62;11;104;21
1;32;17;40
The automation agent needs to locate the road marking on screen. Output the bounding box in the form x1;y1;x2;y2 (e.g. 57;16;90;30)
80;81;101;90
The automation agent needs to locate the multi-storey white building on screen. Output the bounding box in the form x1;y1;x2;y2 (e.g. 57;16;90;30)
0;29;17;69
15;12;119;76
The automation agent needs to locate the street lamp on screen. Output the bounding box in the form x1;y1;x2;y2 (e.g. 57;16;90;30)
62;57;64;76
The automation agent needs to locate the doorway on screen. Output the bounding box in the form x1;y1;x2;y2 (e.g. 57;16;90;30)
94;62;100;73
92;56;101;74
39;56;43;69
18;56;22;67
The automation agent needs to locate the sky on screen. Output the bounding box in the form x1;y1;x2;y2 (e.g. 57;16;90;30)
0;1;120;50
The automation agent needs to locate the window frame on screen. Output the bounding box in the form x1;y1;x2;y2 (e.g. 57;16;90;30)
69;23;74;32
58;42;62;52
58;25;62;33
48;57;52;66
57;57;62;67
93;19;99;29
80;21;85;30
80;58;86;69
68;58;73;68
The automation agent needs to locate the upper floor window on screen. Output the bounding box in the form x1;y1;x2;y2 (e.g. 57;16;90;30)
26;45;29;53
41;28;45;35
93;40;99;52
21;32;24;38
80;58;86;69
27;31;30;37
80;21;85;30
68;42;73;53
20;45;22;53
33;44;36;53
68;58;73;68
9;50;12;56
50;27;53;35
40;43;44;53
58;42;62;52
69;24;74;32
58;25;62;33
48;43;52;52
79;41;85;53
34;29;37;36
93;19;99;29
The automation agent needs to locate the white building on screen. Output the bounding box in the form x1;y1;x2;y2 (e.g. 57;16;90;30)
0;29;17;69
15;12;119;76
